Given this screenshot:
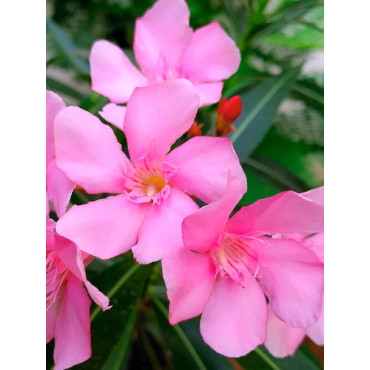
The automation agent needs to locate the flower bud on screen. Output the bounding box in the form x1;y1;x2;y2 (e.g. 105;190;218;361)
216;96;242;136
187;121;203;137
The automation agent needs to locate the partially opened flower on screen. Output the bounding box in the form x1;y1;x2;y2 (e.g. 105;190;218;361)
54;80;246;264
162;177;324;357
46;91;75;217
46;217;110;370
90;0;241;127
265;188;324;357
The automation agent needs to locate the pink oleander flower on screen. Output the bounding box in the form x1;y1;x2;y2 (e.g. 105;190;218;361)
46;91;75;217
54;80;246;264
46;217;110;370
265;188;324;358
90;0;241;128
162;176;324;357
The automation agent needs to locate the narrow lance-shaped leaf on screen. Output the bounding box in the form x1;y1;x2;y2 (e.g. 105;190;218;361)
237;344;322;370
230;68;300;160
46;76;85;101
292;79;324;113
149;291;208;370
46;18;90;76
254;0;323;38
219;0;247;42
148;289;235;370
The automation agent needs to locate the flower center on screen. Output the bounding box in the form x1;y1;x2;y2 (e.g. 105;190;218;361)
143;173;166;197
126;161;171;204
148;55;181;83
46;250;68;310
211;233;261;286
133;166;166;195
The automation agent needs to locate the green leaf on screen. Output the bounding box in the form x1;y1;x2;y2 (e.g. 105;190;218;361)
100;309;137;370
46;18;90;76
219;0;248;41
176;319;235;370
255;1;322;38
74;254;152;370
292;79;324;112
230;68;300;160
148;291;234;370
243;155;307;192
238;169;281;208
46;76;85;101
237;345;322;370
253;127;324;189
263;22;323;50
79;92;109;115
149;292;208;370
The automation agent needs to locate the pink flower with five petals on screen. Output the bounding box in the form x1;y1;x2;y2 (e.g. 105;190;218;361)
54;80;246;264
162;176;324;357
90;0;241;128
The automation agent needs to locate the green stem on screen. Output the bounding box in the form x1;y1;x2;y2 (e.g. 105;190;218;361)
254;347;281;370
148;291;207;370
231;69;298;144
91;263;141;321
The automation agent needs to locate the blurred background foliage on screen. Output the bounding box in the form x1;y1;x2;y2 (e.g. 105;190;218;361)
46;0;324;369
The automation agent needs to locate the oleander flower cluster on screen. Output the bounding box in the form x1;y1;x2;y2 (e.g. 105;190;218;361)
46;0;324;368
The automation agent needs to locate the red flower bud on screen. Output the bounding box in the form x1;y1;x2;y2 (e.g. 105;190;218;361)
215;96;242;136
187;121;204;137
217;96;242;124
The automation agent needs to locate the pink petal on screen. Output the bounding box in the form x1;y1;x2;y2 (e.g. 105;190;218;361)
303;231;324;262
194;82;223;107
46;217;56;248
56;195;149;260
265;305;305;358
307;298;324;345
90;40;147;103
252;237;324;328
180;22;241;84
162;248;216;324
53;233;111;310
200;275;267;357
53;275;91;370
166;136;246;203
182;173;245;253
302;186;324;206
124;80;199;163
84;281;111;311
46;300;57;343
226;190;324;236
46;90;66;166
54;106;131;194
134;0;192;80
99;103;126;131
53;233;83;280
46;159;75;217
132;189;198;264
